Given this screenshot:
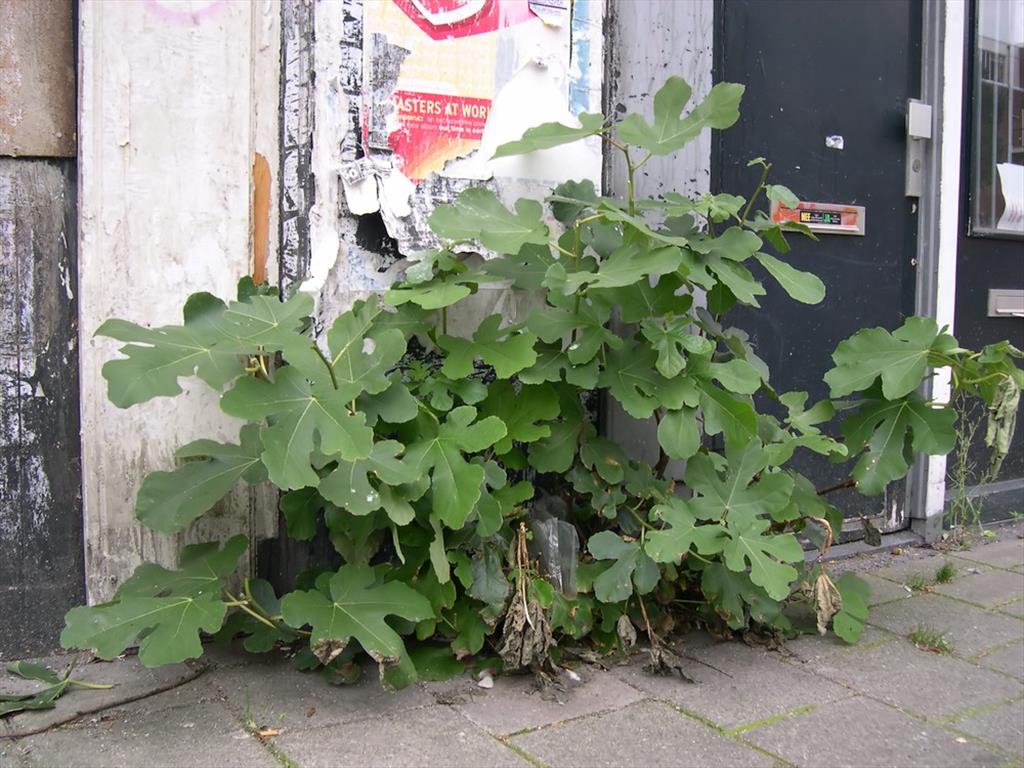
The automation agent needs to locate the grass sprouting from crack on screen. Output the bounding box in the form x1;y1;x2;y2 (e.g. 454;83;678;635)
935;562;957;584
906;574;931;591
908;625;953;655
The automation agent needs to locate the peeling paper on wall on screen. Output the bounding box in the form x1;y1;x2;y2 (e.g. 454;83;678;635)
335;0;603;266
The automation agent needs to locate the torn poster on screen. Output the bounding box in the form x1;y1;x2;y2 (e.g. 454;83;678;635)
347;1;601;246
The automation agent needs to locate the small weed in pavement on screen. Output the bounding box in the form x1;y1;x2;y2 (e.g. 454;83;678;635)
908;625;953;654
906;574;932;592
935;562;957;584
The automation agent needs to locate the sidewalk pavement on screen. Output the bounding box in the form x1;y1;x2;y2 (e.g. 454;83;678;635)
2;528;1022;768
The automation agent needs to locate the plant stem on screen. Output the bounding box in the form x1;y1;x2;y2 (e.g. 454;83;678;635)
816;477;855;496
67;680;115;690
311;344;338;390
740;161;772;224
628;507;654;532
441;306;448;335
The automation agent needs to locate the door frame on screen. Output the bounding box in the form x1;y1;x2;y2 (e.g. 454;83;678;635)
906;0;967;542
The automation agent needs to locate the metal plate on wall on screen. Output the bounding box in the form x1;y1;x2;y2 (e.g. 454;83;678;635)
771;200;866;236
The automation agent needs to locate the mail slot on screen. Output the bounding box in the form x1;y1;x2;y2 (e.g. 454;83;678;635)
771;200;866;236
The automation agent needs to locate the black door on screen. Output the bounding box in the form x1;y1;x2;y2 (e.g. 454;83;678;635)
714;0;923;533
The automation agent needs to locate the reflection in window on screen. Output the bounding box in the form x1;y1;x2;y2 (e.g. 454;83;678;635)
971;0;1024;234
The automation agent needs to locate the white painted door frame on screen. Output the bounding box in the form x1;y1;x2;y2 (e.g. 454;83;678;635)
906;0;966;542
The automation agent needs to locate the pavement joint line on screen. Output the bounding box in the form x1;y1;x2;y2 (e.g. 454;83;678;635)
940;693;1024;725
858;626;1024;677
656;699;796;767
946;551;1024;573
495;735;549;768
443;703;551;768
871;586;1018;616
842;683;1022;759
969;636;1024;662
939;720;1022;760
498;696;655;739
726;704;816;736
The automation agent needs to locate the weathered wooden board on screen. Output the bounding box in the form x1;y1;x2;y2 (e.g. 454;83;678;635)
77;0;281;602
0;159;84;657
603;0;714;467
0;0;76;157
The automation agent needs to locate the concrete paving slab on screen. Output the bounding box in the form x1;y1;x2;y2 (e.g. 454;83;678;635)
868;557;960;589
272;704;530;768
610;642;852;730
805;639;1023;719
742;696;1003;768
450;667;644;737
859;573;916;605
866;593;1024;656
0;656;207;738
949;537;1024;571
783;626;897;665
998;598;1024;618
950;697;1024;757
510;699;774;768
204;655;434;733
0;737;26;768
16;698;276;768
974;641;1024;680
931;568;1024;608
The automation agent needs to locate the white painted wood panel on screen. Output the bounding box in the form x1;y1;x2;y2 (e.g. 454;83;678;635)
78;0;281;601
604;0;715;467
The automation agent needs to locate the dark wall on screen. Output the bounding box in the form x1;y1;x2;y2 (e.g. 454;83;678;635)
0;159;85;657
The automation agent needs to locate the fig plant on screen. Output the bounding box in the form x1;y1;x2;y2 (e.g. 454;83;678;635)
61;77;1023;688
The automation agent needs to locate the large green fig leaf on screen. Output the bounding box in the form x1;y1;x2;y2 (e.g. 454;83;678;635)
841;390;956;495
280;564;433;689
479;243;560;290
492;112;605;158
641;316;713;378
518;343;600;389
437;315;538;379
832;572;871;643
403;406;507;529
590;273;687;323
765;391;847;465
479;381;560;454
599;341;692;419
318;440;420;515
358;374;419;426
98;290;311;407
527;297;621;366
645;498;726;563
656;407;702;461
221;367;374;490
562;239;684;293
61;536;247;666
753;252;825;305
721;517;802;600
428;188;549;254
824;317;959;400
696;380;759;449
587;532;659;603
618;77;744;155
135;425;266;534
701;562;788;630
325;297;408;395
684;443;794;526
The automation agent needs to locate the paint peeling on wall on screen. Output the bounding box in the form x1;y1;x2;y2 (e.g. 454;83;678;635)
297;0;604;318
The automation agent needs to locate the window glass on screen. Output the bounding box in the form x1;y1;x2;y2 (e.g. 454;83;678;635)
971;0;1024;235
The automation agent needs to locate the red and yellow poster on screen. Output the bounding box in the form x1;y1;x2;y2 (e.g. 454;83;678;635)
363;0;570;181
